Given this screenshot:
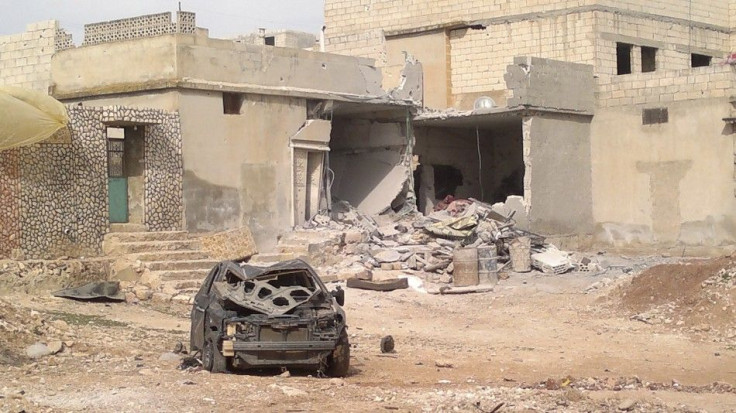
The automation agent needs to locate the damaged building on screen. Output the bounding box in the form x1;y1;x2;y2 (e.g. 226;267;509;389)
324;0;736;251
0;11;422;260
4;0;736;263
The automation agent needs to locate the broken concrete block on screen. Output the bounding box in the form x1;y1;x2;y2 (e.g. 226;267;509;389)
200;226;257;261
372;250;401;263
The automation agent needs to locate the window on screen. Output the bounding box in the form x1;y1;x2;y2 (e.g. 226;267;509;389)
691;54;712;68
642;108;668;125
641;46;657;73
616;43;633;75
222;93;244;115
265;36;275;46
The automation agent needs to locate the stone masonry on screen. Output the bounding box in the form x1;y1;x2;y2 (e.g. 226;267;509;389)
0;106;183;260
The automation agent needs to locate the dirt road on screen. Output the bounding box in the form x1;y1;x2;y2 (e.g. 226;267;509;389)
1;261;735;412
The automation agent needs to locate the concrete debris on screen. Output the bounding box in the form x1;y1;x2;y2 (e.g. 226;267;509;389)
531;245;573;274
299;197;589;289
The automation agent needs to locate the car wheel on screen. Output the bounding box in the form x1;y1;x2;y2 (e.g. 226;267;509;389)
202;339;228;373
326;330;350;377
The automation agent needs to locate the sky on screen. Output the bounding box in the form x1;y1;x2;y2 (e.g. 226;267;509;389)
0;0;325;43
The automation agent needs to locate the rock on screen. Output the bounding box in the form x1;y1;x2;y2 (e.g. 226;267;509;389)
272;385;307;397
380;335;395;353
133;286;152;301
159;352;181;363
46;341;64;355
343;231;365;244
279;370;291;378
26;343;52;359
372;250;401;263
151;292;172;303
434;360;454;368
329;378;345;386
124;292;139;304
172;294;193;303
617;399;637;411
50;319;68;331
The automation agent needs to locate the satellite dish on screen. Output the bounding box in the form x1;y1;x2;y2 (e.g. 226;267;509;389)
474;96;496;111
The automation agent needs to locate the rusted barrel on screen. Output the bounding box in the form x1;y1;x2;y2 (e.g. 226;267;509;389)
453;248;479;287
477;246;498;285
509;236;531;272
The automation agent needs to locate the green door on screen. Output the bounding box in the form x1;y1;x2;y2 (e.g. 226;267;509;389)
108;177;128;223
107;138;128;223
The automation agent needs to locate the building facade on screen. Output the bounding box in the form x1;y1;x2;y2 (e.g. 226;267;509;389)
325;0;736;250
0;11;420;259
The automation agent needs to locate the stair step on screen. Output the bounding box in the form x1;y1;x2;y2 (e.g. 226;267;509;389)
103;239;201;255
110;223;148;233
155;269;211;282
131;250;209;262
277;244;309;255
105;231;189;243
249;252;302;264
147;259;218;272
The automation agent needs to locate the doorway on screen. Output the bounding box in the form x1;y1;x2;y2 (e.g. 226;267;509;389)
106;126;145;224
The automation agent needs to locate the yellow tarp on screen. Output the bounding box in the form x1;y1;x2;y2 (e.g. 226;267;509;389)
0;86;69;150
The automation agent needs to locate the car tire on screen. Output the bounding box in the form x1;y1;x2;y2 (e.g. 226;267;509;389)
202;339;228;373
326;330;350;377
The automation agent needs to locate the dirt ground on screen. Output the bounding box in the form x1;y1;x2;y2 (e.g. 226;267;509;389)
1;255;735;412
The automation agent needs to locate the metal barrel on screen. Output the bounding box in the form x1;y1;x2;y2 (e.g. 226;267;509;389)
477;246;498;285
452;248;479;287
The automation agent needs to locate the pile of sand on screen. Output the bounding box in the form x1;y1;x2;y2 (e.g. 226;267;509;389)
616;257;736;341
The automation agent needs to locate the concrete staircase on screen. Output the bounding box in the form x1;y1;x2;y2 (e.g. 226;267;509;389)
249;229;345;267
103;227;218;299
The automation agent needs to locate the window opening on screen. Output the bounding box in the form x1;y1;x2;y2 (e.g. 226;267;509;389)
641;46;657;73
691;54;712;68
222;93;244;115
616;43;632;75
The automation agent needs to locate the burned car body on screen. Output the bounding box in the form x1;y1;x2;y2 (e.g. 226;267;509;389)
190;259;349;376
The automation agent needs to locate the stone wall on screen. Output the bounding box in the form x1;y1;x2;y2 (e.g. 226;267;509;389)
597;65;735;108
0;106;183;259
0;20;74;91
325;1;729;108
325;0;727;44
82;11;196;46
0;151;20;258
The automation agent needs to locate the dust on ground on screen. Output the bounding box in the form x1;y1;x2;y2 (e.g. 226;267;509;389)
1;254;736;412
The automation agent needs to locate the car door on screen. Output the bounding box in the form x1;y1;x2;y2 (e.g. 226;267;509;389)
190;263;221;352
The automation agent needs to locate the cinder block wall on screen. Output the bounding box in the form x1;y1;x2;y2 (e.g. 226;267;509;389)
0;21;73;91
325;0;730;108
82;11;196;46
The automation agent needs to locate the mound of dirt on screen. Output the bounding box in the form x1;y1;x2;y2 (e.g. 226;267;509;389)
0;298;71;365
616;257;736;341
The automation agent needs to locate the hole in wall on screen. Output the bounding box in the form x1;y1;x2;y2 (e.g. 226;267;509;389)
433;164;463;199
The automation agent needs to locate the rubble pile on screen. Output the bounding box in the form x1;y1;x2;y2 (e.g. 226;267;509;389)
619;258;736;342
303;198;578;286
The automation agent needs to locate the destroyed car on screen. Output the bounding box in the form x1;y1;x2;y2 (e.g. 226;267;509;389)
190;259;349;376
